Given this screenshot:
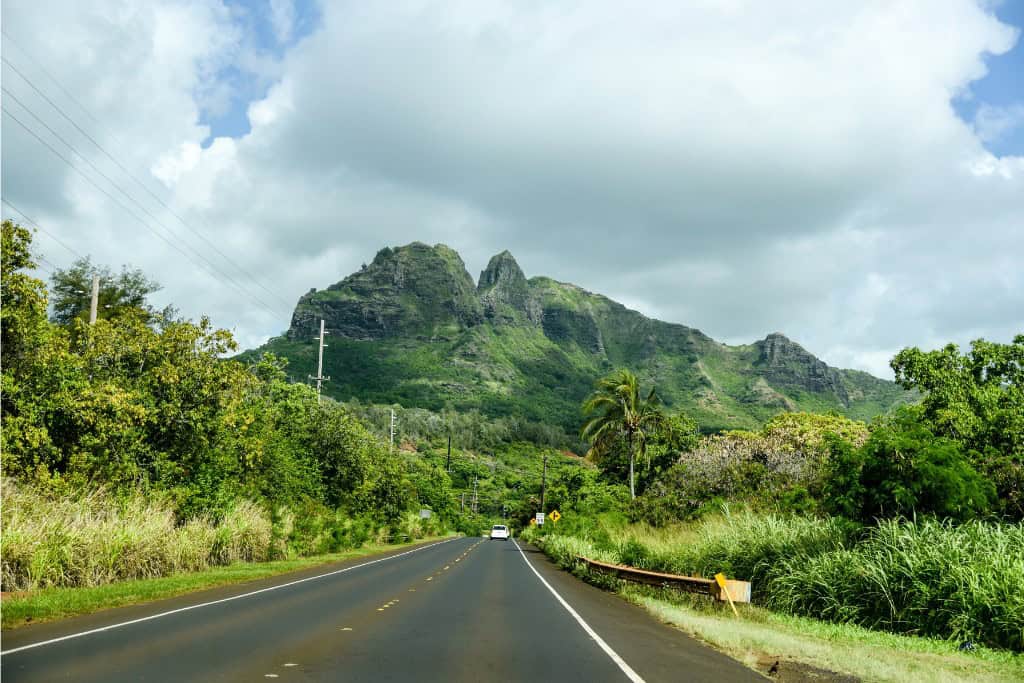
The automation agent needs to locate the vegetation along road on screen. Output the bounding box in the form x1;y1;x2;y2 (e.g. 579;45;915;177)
1;536;759;682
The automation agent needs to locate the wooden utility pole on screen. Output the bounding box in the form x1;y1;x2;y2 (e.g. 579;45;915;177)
472;477;478;514
309;319;330;404
461;492;465;512
88;274;99;324
540;452;548;513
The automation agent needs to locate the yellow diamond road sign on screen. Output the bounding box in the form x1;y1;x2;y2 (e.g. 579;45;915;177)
550;510;561;523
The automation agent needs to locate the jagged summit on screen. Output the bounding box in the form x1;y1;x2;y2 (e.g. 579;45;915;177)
477;250;532;322
478;250;526;290
264;242;908;432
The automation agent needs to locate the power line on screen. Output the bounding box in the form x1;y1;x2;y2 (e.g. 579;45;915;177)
1;30;105;130
2;107;285;320
1;87;286;317
1;105;286;320
1;197;87;261
0;53;292;309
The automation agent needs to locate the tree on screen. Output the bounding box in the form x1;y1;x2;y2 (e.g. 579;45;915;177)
581;369;666;499
49;257;172;326
1;220;49;362
892;336;1023;518
823;408;994;523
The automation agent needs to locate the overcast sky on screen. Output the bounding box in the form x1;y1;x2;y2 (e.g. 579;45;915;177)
2;0;1022;379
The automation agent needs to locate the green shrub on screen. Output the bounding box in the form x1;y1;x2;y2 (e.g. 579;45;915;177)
824;413;995;523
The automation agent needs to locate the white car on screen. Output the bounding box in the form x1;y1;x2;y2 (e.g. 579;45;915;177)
489;524;510;540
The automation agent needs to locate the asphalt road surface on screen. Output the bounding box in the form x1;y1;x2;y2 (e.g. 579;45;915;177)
2;536;763;682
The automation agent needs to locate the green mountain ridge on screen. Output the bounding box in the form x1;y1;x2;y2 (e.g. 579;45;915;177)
254;242;909;435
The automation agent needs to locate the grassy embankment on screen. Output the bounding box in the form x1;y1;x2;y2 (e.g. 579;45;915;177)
523;511;1024;682
1;481;451;629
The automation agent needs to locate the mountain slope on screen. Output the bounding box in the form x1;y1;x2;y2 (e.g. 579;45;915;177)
256;243;909;434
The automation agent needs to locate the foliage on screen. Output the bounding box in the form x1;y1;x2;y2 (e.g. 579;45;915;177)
635;412;869;523
49;256;175;327
892;336;1024;519
0;478;440;592
528;511;1024;651
0;224;425;536
824;408;995;523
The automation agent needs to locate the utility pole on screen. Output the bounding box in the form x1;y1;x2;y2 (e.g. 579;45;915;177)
389;408;396;451
446;434;452;472
540;452;548;513
461;492;465;512
472;477;478;514
88;274;99;324
309;319;330;405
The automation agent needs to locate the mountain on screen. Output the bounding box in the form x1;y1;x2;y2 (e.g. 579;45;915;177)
256;242;909;435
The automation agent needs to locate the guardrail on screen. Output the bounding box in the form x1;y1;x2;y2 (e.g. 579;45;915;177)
577;556;751;603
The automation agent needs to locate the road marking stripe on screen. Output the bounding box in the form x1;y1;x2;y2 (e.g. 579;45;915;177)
1;538;458;656
512;539;645;683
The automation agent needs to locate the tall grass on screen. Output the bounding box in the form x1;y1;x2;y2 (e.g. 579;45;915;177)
767;518;1024;651
1;481;273;591
526;511;1024;651
1;480;441;592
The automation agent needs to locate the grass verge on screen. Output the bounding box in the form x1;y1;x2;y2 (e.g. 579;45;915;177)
2;536;451;630
629;588;1024;683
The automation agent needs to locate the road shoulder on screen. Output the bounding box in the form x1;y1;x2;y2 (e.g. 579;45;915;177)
516;542;765;683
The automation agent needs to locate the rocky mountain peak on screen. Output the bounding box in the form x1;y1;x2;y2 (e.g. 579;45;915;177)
478;250;526;290
477;250;532;322
756;333;849;405
288;241;482;341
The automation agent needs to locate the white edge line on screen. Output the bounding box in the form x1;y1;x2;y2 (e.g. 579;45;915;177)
1;537;457;656
512;539;645;683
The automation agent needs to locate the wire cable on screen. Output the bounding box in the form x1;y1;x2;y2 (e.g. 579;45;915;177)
2;103;287;319
1;87;287;317
2;197;88;261
1;53;292;308
2;107;285;319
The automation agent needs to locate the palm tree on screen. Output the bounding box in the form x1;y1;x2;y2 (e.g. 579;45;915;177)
581;368;666;499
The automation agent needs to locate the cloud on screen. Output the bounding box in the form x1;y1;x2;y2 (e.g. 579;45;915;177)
2;0;1022;374
974;102;1024;143
268;0;296;44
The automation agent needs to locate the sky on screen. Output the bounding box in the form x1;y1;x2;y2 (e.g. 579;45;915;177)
2;0;1022;380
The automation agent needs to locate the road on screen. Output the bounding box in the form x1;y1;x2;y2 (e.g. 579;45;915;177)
1;537;762;682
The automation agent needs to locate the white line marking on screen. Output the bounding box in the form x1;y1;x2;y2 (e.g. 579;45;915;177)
1;538;458;656
512;539;645;683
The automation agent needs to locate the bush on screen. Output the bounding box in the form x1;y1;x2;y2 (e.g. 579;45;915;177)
824;413;995;523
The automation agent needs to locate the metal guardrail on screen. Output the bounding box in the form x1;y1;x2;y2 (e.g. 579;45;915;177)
577;556;751;603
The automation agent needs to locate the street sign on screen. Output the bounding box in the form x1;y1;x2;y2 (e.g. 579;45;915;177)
536;512;545;526
529;518;537;526
549;510;561;524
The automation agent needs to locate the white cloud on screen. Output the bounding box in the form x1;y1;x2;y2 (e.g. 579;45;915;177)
973;103;1024;144
2;0;1022;378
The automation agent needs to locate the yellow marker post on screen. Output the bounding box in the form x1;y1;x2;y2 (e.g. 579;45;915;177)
714;573;739;617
